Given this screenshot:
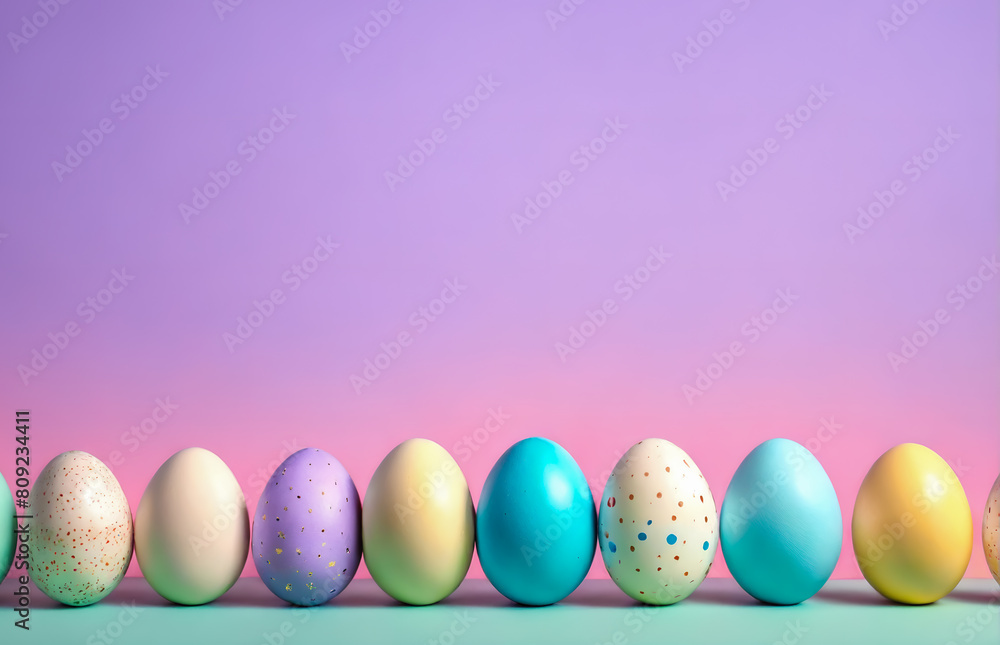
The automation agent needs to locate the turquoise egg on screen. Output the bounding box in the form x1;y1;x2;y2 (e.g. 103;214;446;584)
1;472;13;582
720;438;842;605
477;438;596;605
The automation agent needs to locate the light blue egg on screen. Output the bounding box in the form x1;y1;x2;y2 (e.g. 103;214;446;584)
720;438;842;605
477;438;596;606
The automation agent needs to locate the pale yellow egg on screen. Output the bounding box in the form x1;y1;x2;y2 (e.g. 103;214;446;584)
852;443;972;604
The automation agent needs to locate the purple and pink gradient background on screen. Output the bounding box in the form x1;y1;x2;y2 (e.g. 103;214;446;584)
0;1;996;582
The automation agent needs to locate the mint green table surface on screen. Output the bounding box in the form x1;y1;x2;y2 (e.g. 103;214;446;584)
1;577;996;644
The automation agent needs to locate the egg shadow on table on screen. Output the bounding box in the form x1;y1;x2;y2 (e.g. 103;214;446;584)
11;580;139;610
562;581;663;608
325;583;408;608
94;579;187;608
438;580;642;609
687;587;760;607
211;581;305;608
103;578;342;609
945;589;1000;604
436;581;550;609
22;593;78;610
211;579;404;608
813;586;898;606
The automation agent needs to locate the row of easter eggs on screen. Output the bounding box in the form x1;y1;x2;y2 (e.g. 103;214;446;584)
0;438;997;608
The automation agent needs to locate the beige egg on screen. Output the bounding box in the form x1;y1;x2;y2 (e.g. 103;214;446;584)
28;451;132;606
135;447;249;605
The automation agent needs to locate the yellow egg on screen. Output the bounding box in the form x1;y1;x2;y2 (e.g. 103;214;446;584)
852;443;971;604
362;438;475;605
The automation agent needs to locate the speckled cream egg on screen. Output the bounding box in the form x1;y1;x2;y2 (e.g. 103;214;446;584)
985;474;1000;585
27;452;133;606
135;447;249;605
599;439;718;605
252;448;362;606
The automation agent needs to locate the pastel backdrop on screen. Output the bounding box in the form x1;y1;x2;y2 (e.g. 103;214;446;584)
0;1;996;582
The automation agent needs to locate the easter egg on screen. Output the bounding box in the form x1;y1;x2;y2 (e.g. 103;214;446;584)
135;447;249;605
252;448;362;605
985;474;1000;585
27;452;132;606
852;443;972;604
1;472;14;582
363;438;474;605
599;439;718;605
477;438;596;605
720;438;842;604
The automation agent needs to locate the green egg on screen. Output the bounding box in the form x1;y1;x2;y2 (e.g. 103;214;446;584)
1;472;15;582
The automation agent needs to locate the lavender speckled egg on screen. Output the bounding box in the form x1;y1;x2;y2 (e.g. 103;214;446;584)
252;448;361;605
28;451;133;606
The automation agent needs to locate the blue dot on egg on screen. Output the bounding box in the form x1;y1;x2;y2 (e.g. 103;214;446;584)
638;533;647;541
703;541;709;551
609;541;617;553
667;534;677;545
647;520;652;525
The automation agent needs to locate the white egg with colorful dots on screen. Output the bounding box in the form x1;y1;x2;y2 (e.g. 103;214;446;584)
985;474;1000;585
599;439;718;605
